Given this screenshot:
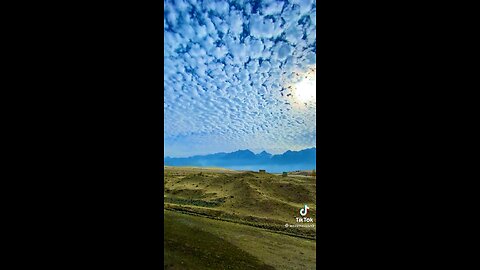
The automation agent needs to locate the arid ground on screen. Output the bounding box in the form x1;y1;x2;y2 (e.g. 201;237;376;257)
164;166;316;270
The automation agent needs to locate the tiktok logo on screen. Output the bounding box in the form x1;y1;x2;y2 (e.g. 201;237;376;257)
300;204;309;216
295;204;314;223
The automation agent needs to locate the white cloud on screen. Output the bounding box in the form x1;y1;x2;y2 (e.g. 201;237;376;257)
262;1;284;16
164;0;316;157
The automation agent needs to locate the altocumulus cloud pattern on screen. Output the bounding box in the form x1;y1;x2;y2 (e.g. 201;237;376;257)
164;0;316;157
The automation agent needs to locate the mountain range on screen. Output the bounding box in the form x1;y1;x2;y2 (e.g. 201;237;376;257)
164;147;316;173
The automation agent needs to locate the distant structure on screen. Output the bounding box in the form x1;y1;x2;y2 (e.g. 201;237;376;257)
311;169;316;177
282;172;288;177
259;169;266;174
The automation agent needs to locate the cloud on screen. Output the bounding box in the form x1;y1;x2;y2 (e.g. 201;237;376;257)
164;0;316;157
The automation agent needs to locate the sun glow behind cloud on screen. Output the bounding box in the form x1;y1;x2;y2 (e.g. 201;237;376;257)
295;77;316;102
293;69;316;103
164;0;316;157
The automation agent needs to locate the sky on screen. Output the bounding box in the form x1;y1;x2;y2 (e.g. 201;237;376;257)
164;0;316;157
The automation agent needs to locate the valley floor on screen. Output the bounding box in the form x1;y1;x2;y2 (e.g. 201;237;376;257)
164;166;317;269
164;210;316;270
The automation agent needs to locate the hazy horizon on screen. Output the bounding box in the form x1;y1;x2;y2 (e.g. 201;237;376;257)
164;146;316;158
164;147;316;173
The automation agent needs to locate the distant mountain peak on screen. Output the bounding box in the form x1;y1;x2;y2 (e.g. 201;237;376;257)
233;149;254;153
164;147;315;172
257;150;272;158
228;149;255;158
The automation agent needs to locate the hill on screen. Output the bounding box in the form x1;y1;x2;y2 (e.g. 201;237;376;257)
164;166;316;269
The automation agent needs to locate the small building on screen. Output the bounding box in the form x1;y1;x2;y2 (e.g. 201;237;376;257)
282;172;288;177
259;169;266;174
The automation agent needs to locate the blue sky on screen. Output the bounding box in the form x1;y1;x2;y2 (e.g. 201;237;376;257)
164;0;316;157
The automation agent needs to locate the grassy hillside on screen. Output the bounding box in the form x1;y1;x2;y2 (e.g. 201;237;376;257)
165;211;276;269
164;166;317;269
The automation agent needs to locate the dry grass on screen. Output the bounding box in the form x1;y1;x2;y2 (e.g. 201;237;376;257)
164;166;317;269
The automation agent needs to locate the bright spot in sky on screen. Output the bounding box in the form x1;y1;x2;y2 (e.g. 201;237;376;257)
294;76;316;103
